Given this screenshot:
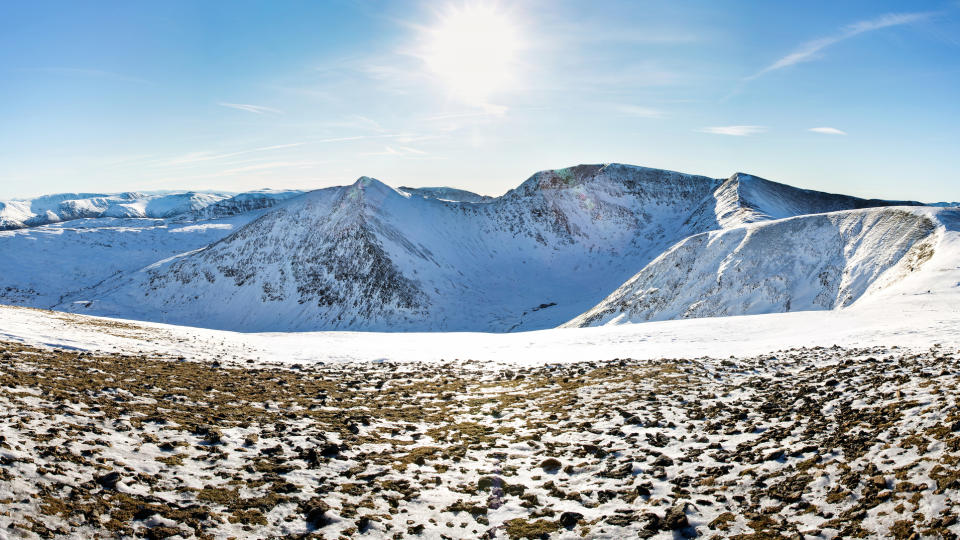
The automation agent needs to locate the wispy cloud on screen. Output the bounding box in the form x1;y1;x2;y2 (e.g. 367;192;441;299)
395;145;427;155
161;143;304;166
697;125;766;136
423;110;501;122
617;105;666;119
361;145;429;157
218;102;283;115
748;12;932;79
316;135;372;143
315;133;422;144
217;160;322;175
321;115;391;133
809;127;847;135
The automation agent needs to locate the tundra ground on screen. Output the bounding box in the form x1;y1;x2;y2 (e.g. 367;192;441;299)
0;342;958;539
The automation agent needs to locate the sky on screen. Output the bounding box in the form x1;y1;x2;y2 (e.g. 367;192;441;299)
1;0;958;202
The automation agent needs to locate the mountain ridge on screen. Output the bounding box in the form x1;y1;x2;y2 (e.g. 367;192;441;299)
566;205;953;327
0;189;304;230
38;162;936;332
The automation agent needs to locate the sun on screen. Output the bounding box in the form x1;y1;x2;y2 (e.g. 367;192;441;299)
418;3;524;108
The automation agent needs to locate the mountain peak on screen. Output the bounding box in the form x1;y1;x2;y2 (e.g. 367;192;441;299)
348;176;406;198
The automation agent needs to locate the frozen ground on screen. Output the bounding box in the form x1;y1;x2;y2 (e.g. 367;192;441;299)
0;265;958;539
1;341;959;539
0;287;958;367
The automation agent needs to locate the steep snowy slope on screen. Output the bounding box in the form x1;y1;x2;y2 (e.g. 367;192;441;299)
55;163;916;332
0;216;264;308
0;190;307;308
680;172;918;232
568;206;953;327
398;186;494;203
0;189;302;230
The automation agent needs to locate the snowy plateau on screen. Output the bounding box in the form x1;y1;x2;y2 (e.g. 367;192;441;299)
1;163;960;540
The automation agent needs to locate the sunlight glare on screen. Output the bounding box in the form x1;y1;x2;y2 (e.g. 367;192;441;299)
419;3;524;108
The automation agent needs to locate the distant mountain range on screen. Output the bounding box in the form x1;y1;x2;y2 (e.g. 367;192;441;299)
1;164;955;332
0;189;304;230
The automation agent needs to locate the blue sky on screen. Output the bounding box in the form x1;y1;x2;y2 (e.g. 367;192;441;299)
1;0;958;201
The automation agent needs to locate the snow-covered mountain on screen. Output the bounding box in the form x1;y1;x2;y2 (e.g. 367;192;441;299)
398;186;495;203
42;163;931;332
566;206;954;327
177;189;305;220
56;166;718;330
0;189;304;308
0;189;302;230
681;172;918;232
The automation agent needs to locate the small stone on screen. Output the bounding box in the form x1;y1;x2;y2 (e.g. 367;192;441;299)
663;503;690;530
144;527;182;540
95;471;121;490
638;513;662;539
319;442;341;458
559;511;583;529
635;483;652;498
651;455;674;467
304;499;332;529
477;476;502;491
540;458;562;472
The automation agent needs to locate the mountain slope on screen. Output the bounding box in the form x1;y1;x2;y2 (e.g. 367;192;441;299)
0;216;266;308
398;186;494;203
178;189;305;220
59;165;723;330
567;206;952;327
680;172;919;232
53;163;919;332
0;190;307;308
0;189;302;230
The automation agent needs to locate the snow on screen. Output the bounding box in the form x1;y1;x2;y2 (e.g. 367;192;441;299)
0;163;953;348
398;185;496;203
0;215;258;308
0;188;303;230
1;164;958;540
1;280;957;366
0;188;307;308
42;163;921;333
569;206;954;326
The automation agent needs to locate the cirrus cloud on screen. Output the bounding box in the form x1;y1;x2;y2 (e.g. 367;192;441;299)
218;102;283;115
748;11;932;80
809;127;847;135
696;125;767;136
